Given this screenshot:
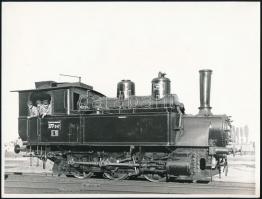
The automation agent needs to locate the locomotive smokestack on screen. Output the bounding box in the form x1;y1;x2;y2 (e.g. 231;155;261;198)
198;69;212;115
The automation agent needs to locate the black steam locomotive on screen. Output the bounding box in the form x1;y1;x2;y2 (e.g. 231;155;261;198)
13;70;231;182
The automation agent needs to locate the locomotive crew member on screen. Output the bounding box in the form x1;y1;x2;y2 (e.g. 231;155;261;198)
27;100;38;118
36;100;43;116
176;103;185;114
41;99;51;118
180;103;185;114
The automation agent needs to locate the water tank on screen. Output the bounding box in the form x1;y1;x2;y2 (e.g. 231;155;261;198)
117;80;135;99
151;72;171;99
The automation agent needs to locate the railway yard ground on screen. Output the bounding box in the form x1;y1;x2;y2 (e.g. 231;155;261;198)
3;152;259;197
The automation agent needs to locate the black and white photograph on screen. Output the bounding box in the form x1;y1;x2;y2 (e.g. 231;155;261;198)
1;1;260;197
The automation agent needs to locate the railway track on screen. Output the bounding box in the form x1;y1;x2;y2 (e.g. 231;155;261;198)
4;172;256;195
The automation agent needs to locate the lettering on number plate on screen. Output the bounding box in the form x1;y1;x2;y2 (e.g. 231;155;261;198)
48;121;61;137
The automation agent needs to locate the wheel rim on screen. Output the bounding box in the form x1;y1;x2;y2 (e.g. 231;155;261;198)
103;167;129;180
73;171;93;179
144;173;167;182
141;152;167;182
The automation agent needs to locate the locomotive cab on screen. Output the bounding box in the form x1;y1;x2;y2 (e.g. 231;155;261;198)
12;81;105;142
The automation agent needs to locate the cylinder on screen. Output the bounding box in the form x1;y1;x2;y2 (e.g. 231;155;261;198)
117;80;135;99
151;72;171;99
199;69;212;115
166;161;191;175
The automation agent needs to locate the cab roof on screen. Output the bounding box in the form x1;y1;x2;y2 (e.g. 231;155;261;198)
11;81;105;97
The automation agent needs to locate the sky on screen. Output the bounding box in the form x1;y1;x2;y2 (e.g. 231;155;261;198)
2;2;260;143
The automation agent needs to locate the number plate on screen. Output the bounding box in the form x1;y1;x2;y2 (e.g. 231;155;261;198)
48;121;61;137
51;129;59;136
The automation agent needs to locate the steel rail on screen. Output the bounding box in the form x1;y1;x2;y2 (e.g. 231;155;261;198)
4;183;255;195
5;173;255;191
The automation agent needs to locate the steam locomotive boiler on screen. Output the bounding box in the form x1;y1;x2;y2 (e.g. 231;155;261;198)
13;69;231;182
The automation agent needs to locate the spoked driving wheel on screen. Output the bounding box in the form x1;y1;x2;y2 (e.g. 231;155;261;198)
70;166;94;179
103;167;129;180
144;172;167;182
73;171;94;179
102;152;134;180
141;152;167;182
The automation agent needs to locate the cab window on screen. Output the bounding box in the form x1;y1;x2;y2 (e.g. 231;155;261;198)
29;91;51;106
73;92;80;110
19;92;30;116
53;89;67;114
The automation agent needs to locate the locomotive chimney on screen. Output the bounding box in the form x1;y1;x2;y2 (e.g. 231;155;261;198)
198;69;212;115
